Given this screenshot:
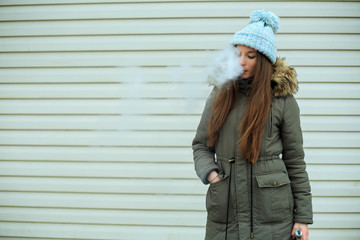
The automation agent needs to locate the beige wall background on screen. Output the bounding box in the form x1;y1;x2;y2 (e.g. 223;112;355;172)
0;0;359;239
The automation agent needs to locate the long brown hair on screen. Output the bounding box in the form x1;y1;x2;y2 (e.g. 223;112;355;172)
207;51;273;164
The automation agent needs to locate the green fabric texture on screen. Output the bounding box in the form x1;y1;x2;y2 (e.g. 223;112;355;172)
192;58;313;240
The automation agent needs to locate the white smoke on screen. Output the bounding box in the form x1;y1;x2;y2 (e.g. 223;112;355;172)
114;66;144;132
205;45;243;87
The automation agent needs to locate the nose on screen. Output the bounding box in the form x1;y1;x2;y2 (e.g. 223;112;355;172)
240;56;246;66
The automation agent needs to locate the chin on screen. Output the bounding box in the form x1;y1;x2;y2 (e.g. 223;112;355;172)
242;73;254;79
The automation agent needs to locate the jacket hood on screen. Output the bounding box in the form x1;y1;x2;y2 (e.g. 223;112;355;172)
271;57;298;97
208;57;298;97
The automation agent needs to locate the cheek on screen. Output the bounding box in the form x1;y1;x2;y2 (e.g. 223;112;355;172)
250;62;257;72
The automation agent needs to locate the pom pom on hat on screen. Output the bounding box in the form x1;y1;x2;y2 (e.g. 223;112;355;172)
230;9;280;64
249;9;280;33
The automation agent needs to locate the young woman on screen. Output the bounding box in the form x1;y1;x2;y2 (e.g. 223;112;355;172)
192;10;313;240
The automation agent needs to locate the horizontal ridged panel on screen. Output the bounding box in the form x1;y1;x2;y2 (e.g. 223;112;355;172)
0;67;359;83
0;3;359;21
0;222;206;240
1;34;359;51
1;115;359;131
0;223;359;240
1;0;359;4
1;99;359;114
0;207;358;229
0;0;358;4
0;207;207;227
0;146;359;164
0;162;359;180
1;177;359;196
1;51;360;67
0;131;359;148
1;18;360;36
0;192;359;212
1;83;360;99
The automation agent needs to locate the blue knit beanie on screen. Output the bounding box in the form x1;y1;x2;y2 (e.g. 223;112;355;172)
230;9;280;64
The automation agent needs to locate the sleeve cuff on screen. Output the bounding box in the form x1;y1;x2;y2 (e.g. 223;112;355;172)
202;167;219;185
294;217;313;225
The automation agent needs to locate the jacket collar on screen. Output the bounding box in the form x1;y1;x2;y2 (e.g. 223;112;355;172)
208;57;298;97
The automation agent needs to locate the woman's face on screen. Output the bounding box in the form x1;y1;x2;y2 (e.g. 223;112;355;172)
236;45;257;79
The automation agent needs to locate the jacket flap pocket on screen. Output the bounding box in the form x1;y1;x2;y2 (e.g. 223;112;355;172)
256;172;291;188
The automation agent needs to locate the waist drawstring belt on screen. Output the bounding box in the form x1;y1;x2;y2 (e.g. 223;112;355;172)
225;158;235;240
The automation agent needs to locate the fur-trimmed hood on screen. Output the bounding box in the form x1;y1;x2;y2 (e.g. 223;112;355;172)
271;57;298;97
208;57;298;97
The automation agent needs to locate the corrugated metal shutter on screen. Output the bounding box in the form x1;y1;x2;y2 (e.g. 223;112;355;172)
0;1;359;239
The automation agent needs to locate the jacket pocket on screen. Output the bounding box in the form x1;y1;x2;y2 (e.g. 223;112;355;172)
255;172;293;223
205;173;235;223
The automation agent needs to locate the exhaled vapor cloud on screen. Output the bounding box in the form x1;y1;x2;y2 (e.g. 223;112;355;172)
206;45;243;87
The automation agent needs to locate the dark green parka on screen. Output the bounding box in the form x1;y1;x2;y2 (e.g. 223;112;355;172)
192;58;313;240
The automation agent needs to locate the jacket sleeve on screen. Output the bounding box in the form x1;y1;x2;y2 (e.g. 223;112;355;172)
281;95;313;224
192;86;219;184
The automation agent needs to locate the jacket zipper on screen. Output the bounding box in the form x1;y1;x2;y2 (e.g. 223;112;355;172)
269;105;273;136
250;162;254;239
225;158;235;240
